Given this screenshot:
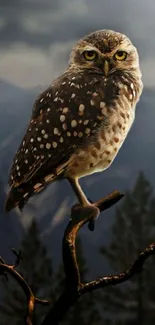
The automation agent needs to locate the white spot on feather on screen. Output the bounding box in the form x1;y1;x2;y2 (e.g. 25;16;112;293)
52;141;57;148
41;129;45;134
60;115;65;122
71;120;77;128
46;143;51;149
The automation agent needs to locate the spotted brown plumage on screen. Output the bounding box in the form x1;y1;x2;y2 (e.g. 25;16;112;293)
5;29;143;212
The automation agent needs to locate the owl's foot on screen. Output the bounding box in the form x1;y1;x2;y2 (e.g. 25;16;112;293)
68;177;100;231
86;198;100;231
71;190;124;233
72;201;100;232
71;201;100;232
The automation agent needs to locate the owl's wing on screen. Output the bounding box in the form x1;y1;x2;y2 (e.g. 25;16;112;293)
8;71;107;188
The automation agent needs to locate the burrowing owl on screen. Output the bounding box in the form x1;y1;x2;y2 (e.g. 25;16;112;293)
5;29;143;212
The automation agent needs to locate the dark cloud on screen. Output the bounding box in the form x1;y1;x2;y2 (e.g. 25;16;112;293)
0;0;122;47
0;0;61;10
0;0;154;55
0;0;87;47
0;0;154;88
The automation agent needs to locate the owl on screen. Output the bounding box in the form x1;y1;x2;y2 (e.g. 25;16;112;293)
5;29;143;212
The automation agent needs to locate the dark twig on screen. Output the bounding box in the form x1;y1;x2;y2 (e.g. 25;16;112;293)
0;251;49;325
41;190;155;325
12;248;22;268
81;243;155;293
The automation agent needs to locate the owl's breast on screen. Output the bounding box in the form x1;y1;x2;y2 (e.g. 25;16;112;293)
52;69;140;180
66;97;135;179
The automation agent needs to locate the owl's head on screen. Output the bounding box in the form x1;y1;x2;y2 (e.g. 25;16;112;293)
69;30;141;77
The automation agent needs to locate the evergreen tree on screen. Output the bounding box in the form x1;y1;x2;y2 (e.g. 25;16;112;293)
54;235;103;325
0;219;53;325
99;172;155;325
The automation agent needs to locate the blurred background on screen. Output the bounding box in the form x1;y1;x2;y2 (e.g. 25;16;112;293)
0;0;155;324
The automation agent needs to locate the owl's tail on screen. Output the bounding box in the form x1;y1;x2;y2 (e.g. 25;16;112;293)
5;170;62;212
5;177;51;212
5;184;36;212
5;160;69;213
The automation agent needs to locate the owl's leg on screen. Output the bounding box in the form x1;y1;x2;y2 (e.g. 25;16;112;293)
68;177;90;207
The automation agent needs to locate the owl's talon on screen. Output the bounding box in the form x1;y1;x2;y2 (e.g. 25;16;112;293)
87;205;100;231
88;220;95;231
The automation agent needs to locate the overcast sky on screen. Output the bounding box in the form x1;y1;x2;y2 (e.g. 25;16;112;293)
0;0;154;88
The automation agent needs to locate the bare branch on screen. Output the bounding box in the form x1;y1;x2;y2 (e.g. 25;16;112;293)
80;243;155;294
11;248;22;268
2;189;155;325
63;190;124;288
0;252;50;325
41;190;124;325
41;190;155;325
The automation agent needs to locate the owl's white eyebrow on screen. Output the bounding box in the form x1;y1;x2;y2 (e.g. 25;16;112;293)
81;46;97;52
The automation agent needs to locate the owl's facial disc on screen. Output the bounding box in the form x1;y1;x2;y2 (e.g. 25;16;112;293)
69;30;140;75
72;44;130;76
80;46;133;76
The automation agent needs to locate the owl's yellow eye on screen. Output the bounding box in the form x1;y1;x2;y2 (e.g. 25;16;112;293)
114;51;127;61
83;50;97;61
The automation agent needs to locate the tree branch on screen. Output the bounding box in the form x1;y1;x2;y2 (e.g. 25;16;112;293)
62;190;124;287
80;243;155;293
0;249;49;325
41;190;125;325
41;190;155;325
2;190;155;325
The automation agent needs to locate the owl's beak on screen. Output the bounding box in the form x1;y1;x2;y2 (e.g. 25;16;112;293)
103;60;110;76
